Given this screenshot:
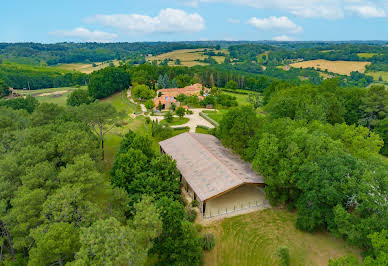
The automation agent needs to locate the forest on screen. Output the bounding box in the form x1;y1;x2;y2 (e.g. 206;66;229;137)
216;82;388;264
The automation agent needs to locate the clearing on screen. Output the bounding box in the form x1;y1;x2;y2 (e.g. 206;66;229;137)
13;86;87;106
146;49;228;67
290;59;371;75
203;208;361;266
54;60;121;74
366;71;388;82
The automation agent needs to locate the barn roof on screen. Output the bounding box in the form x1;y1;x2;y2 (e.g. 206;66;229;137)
159;133;265;201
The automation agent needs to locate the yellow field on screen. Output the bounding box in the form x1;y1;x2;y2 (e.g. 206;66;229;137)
54;60;121;74
290;59;371;75
146;49;228;67
203;208;361;266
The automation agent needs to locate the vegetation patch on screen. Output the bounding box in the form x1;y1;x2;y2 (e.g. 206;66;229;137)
203;209;361;266
54;60;121;74
290;59;371;75
160;117;189;126
147;49;227;67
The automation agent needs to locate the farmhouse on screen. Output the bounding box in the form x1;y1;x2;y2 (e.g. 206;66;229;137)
159;132;266;218
154;83;209;110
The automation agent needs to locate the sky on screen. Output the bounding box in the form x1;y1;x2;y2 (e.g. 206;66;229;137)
2;0;388;43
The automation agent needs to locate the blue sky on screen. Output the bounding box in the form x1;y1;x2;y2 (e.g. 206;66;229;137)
2;0;388;42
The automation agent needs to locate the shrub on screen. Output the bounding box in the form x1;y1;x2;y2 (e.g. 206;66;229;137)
201;233;216;251
191;199;199;207
278;246;290;266
186;208;197;222
151;120;173;140
145;117;151;124
194;223;203;233
176;106;186;118
179;195;188;206
165;111;173;122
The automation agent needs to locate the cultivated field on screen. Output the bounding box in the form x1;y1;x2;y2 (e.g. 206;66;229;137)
54;60;121;74
290;59;371;75
203;209;360;266
147;49;228;67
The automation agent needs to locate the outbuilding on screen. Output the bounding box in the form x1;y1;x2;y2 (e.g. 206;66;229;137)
159;133;266;218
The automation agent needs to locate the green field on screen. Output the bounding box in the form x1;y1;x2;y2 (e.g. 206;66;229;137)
366;71;388;82
54;60;121;74
203;110;228;123
204;209;360;266
14;86;87;106
160;117;189;126
357;53;378;59
195;126;211;134
147;48;228;67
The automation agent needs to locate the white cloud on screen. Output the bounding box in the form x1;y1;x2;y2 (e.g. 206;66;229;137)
273;35;294;41
188;0;345;19
228;18;240;23
86;8;205;34
248;16;303;34
346;4;386;18
51;27;118;42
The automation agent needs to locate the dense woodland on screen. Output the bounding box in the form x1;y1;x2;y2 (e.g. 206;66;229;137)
216;83;388;264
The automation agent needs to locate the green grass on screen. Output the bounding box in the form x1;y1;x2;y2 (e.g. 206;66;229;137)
203;110;228;123
195;126;211;134
366;71;388;82
172;127;190;136
13;86;86;96
203;208;361;266
357;53;378;59
13;86;87;106
160;117;189;126
100;90;136;114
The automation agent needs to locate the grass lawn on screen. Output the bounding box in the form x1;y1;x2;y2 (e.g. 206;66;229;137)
203;208;361;266
100;90;137;115
172;127;190;136
160;117;189;126
195;126;211;134
223;91;252;106
203;110;228;123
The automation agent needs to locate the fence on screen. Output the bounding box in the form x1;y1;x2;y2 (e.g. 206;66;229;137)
203;200;267;219
199;112;219;127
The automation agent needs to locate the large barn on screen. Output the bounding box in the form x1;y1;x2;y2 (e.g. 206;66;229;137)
159;132;266;218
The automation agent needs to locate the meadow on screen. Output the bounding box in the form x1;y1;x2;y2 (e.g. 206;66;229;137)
14;86;87;106
203;208;361;266
366;70;388;82
147;49;228;67
290;59;371;75
54;60;121;74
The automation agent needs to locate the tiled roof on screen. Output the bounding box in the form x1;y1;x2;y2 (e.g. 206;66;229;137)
159;133;265;201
